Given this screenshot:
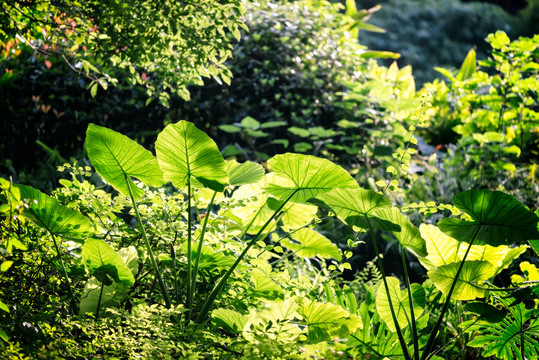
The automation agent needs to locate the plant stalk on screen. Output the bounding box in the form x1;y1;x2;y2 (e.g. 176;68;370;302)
369;227;412;360
420;228;480;360
95;282;104;320
195;190;297;323
401;246;420;360
186;179;193;320
49;232;76;314
125;177;171;308
189;190;217;320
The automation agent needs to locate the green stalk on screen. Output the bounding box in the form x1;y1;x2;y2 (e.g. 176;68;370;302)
49;232;76;313
186;179;193;320
125;176;171;308
401;246;419;360
95;282;104;320
195;190;297;323
420;227;480;360
189;190;217;320
369;228;412;360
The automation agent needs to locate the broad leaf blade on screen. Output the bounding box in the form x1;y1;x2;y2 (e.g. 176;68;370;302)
299;298;362;342
155;121;229;192
82;239;135;286
212;308;248;334
312;188;399;232
225;160;264;186
16;184;92;240
428;261;495;300
86;123;164;200
266;153;358;203
371;207;427;257
375;277;426;332
438;190;539;246
456;48;476;81
283;228;342;260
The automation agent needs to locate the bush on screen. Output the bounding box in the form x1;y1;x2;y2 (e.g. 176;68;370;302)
360;0;518;85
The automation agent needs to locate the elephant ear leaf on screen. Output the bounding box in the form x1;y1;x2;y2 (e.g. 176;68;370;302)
82;239;135;287
266;153;358;204
155;121;229;192
438;189;539;246
312;188;399;232
86;123;164;200
15;184;92;241
225;160;265;186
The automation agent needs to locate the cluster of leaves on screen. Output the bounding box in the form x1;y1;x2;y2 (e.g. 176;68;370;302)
1;118;539;360
417;31;539;209
0;0;246;105
172;0;402;165
361;0;519;85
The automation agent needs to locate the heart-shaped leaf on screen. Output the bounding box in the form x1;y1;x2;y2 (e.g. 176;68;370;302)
438;190;539;246
212;308;248;334
428;261;495;300
312;188;399;232
266;153;358;204
283;228;342;260
82;239;135;287
225;160;265;186
155;121;229;192
86;123;164;200
15;184;92;241
375;277;427;332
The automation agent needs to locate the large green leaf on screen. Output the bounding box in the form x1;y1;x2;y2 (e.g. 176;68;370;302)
86;123;164;200
299;298;362;342
225;159;265;186
265;153;358;203
419;224;527;274
282;228;342;260
243;299;301;343
250;268;284;300
155;121;229;192
428;261;495;300
79;245;138;315
312;188;399;232
375;277;427;332
438;190;539;246
212;308;249;334
15;184;92;241
82;239;135;286
370;207;427;257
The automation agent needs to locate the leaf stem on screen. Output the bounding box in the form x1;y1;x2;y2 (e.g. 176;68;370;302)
190;190;217;320
125;177;171;308
368;227;412;360
195;190;297;323
401;246;419;360
420;228;480;360
186;179;193;320
49;232;76;314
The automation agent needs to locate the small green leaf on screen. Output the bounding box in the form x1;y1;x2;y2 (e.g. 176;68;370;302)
456;49;476;81
212;308;248;333
0;261;13;272
241;116;260;130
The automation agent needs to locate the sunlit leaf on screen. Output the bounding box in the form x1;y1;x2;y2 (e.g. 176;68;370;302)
224;159;265;186
375;277;427;332
250;268;284;300
212;308;248;333
438;190;539;246
282;228;342;260
82;240;135;287
15;184;92;241
155;121;229;192
266;153;358;204
428;261;495;300
86;123;164;200
312;188;399;232
299;298;362;342
456;48;476;81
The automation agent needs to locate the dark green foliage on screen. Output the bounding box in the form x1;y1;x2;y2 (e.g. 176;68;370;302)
173;0;368;160
361;0;518;85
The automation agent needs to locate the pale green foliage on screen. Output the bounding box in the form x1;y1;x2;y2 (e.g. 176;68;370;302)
0;0;246;104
